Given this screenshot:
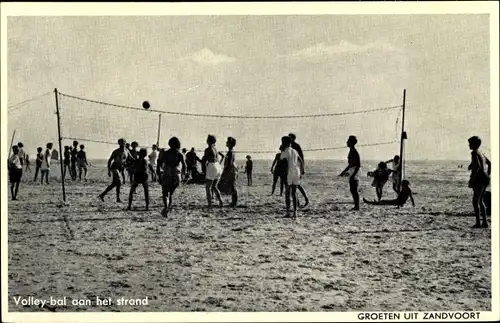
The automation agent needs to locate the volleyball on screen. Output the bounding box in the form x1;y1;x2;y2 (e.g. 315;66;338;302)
142;101;151;110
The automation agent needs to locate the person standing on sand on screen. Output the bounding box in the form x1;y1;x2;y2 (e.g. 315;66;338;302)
202;135;224;207
219;137;238;207
8;145;23;200
244;155;253;186
127;148;150;211
185;147;202;182
281;136;304;218
98;138;130;203
288;133;310;208
70;141;79;180
467;136;491;228
157;137;186;217
270;145;287;196
40;143;53;185
34;147;43;182
339;135;361;211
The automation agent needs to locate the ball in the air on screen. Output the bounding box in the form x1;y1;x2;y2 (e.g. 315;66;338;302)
142;101;151;110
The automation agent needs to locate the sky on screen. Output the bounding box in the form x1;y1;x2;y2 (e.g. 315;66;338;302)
6;14;491;160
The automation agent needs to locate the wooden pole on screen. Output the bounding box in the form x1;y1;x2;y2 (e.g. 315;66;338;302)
157;114;162;147
54;88;66;202
398;89;407;191
8;130;16;159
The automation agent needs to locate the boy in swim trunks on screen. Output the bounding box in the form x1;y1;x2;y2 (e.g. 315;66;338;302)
127;148;150;211
8;145;23;200
157;137;186;216
77;144;89;181
339;135;361;210
99;138;130;203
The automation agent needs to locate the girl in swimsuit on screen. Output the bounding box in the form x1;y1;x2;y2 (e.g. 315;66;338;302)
202;135;223;207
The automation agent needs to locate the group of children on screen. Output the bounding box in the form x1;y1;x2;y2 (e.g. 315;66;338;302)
63;141;89;182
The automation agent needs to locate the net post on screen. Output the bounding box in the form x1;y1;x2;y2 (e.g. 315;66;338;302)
54;88;66;202
8;130;16;159
398;89;407;191
157;114;162;147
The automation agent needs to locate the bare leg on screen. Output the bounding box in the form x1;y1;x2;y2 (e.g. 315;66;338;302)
143;182;149;211
212;179;223;207
271;173;278;195
376;187;382;201
14;182;20;199
205;180;213;206
285;185;291;216
230;184;238;207
10;183;15;200
84;167;88;181
291;185;298;217
349;178;360;210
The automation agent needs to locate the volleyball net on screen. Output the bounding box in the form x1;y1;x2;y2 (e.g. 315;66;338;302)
7;88;406;200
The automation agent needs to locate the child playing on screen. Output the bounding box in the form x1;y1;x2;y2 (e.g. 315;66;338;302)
8;145;23;200
270;145;287;196
367;162;393;201
339;135;361;210
202;135;223;207
157;137;186;216
70;141;79;180
126;141;139;183
63;146;71;180
244;155;253;186
77;144;89;181
99;138;130;203
280;136;304;218
24;154;31;173
127;148;150;211
467;136;491;228
363;179;415;208
385;155;401;193
40;143;53;185
34;147;43;182
148;144;158;182
219;137;238;207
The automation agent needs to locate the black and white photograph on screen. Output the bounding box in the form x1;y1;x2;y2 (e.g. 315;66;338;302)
1;2;499;322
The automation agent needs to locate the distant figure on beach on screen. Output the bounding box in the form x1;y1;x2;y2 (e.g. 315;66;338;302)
77;144;89;181
467;136;491;228
185;148;202;182
218;137;238;207
8;145;22;200
244;155;253;186
148;144;159;182
24;153;31;173
363;179;415;208
367;162;393;201
270;145;287;196
63;146;71;180
339;135;361;210
70;141;79;180
202;135;223;207
127;148;150;211
289;133;309;208
40;143;53;185
98;138;130;203
281;136;304;218
157;137;186;217
385;155;401;193
34;147;43;182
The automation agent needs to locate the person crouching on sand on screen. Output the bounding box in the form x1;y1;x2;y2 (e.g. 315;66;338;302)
367;161;393;201
363;179;415;208
467;136;491;228
202;135;223;207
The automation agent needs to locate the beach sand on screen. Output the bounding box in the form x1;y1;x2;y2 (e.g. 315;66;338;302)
7;160;491;312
